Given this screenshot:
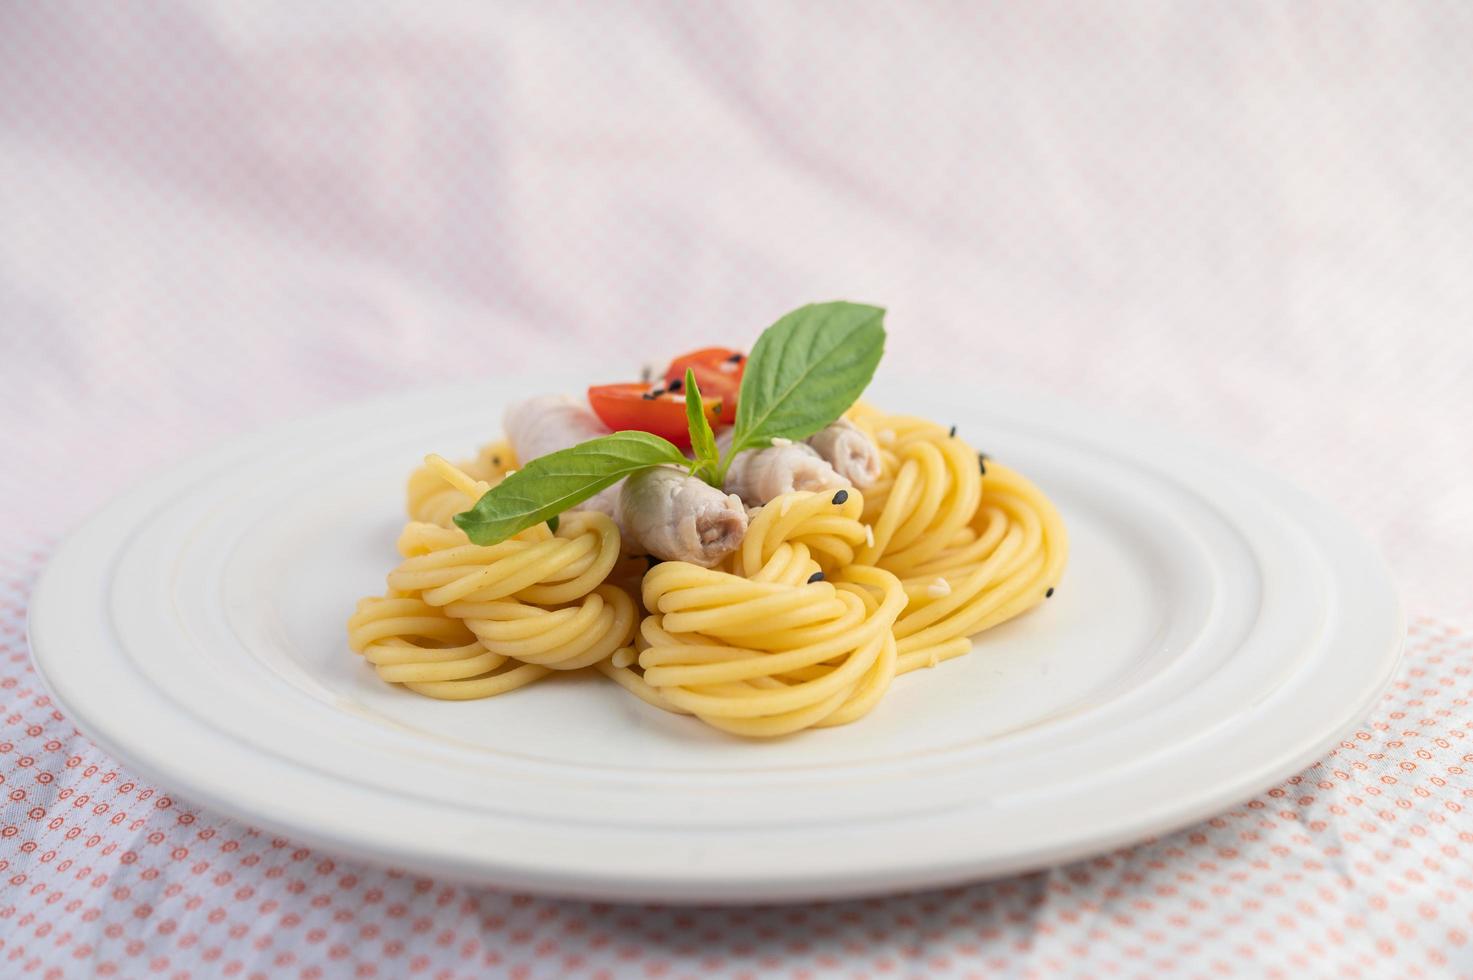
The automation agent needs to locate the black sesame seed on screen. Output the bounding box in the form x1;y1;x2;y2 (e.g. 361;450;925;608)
642;387;665;400
831;489;849;505
948;425;957;438
491;456;501;466
727;352;743;362
1045;587;1055;598
713;402;723;415
667;378;683;392
807;572;825;584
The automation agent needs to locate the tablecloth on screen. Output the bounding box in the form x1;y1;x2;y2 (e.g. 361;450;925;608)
3;3;1472;977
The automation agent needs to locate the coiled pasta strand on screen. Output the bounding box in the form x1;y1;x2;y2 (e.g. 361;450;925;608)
347;595;550;699
350;456;636;700
848;411;1068;672
447;584;636;672
610;490;906;737
406;441;516;527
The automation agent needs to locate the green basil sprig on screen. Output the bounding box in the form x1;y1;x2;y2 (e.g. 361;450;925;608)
454;301;886;546
453;431;688;544
684;367;721;486
718;301;884;482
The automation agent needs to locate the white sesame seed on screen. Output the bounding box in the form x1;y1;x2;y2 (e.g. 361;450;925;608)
770;437;792;447
926;578;952;598
611;648;635;669
718;360;739;373
864;525;875;547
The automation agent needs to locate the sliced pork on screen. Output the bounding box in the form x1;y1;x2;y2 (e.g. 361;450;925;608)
805;418;882;488
504;394;748;563
503;394;621;518
717;431;848;507
619;466;747;567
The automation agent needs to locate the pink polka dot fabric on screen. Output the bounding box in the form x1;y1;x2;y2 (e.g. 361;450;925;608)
3;3;1472;977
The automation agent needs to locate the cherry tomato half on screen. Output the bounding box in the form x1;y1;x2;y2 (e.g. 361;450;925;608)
663;347;745;404
587;383;727;449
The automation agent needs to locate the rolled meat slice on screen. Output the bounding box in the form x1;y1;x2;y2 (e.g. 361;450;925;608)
620;466;748;567
503;394;621;518
805;418;882;488
503;394;609;460
503;394;747;564
717;431;848;507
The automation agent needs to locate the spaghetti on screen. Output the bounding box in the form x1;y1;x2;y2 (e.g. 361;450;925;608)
606;489;905;736
406;441;516;527
348;406;1066;735
348;462;636;699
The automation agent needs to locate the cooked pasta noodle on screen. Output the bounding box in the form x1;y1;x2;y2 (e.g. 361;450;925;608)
349;405;1067;735
348;466;636;699
846;412;1067;672
406;441;516;527
347;594;550;699
605;490;905;736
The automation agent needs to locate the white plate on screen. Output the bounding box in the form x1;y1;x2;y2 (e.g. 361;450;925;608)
28;378;1403;903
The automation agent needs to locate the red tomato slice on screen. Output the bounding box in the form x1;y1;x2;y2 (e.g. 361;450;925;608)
587;383;727;449
663;347;745;404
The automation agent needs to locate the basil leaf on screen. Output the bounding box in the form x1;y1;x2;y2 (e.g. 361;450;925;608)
683;368;721;486
453;431;687;545
730;301;885;454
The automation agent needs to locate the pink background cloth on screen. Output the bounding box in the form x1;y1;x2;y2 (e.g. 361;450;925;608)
2;3;1471;976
